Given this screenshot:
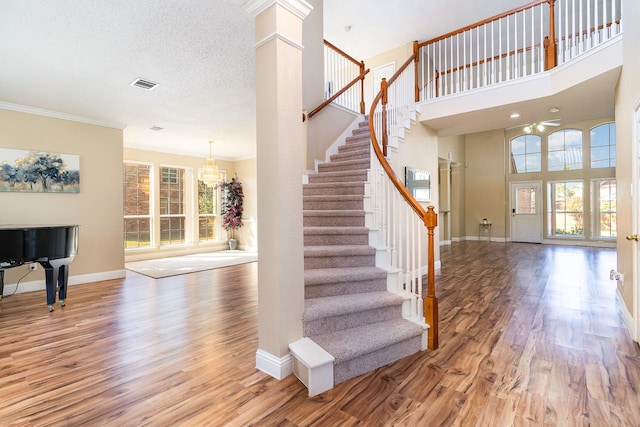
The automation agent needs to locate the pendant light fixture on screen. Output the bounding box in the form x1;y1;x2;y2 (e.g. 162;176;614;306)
200;140;220;187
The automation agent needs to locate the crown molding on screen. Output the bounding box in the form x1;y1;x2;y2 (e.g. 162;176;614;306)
0;101;127;130
243;0;312;20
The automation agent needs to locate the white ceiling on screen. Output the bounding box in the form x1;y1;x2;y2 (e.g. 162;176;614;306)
0;0;614;161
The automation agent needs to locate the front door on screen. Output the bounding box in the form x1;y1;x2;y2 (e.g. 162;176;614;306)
510;181;542;243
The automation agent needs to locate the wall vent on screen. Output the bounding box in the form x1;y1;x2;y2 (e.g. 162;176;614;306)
130;78;159;91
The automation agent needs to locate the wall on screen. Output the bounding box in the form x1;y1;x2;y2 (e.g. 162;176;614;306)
233;157;258;251
464;129;507;240
615;0;640;330
438;135;466;240
363;43;414;109
0;108;124;290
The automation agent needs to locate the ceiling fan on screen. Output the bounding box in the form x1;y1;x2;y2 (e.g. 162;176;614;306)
508;119;561;133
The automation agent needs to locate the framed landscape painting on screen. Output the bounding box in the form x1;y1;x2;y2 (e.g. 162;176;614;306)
0;148;80;193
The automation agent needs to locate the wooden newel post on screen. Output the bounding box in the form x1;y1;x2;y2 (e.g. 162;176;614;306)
413;41;420;102
381;78;388;157
424;205;438;350
359;61;366;114
544;0;557;70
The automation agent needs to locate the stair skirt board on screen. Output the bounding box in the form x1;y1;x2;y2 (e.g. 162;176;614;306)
299;116;426;395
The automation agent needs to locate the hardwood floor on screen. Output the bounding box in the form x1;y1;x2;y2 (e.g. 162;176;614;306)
1;242;639;426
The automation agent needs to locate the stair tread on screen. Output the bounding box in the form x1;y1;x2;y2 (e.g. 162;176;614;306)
308;170;367;178
303;210;364;217
303;195;363;201
304;245;375;256
310;318;424;364
304;181;364;188
304;291;402;320
304;266;386;284
304;226;368;235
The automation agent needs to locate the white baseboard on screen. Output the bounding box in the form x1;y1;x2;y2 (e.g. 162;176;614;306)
2;269;126;295
256;349;293;380
617;288;637;342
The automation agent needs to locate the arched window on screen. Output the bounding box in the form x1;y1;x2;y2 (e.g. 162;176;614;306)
590;122;616;168
548;129;583;171
510;134;541;173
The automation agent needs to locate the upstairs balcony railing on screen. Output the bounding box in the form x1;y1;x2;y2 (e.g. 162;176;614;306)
306;40;368;120
418;0;622;101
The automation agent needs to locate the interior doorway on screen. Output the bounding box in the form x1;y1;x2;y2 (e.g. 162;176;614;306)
632;101;640;342
510;181;542;243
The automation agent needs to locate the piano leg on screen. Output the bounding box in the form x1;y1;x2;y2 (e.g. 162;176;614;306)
57;264;68;307
0;269;4;301
43;265;58;312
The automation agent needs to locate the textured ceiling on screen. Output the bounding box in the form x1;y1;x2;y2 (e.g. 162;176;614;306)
0;0;613;160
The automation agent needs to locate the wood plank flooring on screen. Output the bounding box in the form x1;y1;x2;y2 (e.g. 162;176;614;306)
1;242;639;426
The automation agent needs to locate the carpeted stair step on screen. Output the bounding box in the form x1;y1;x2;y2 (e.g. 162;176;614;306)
304;266;387;298
308;170;368;184
329;148;370;163
303;182;364;196
303;210;365;227
318;158;370;173
303;195;363;211
303;292;403;336
304;226;369;246
311;318;424;384
304;245;375;269
339;139;370;153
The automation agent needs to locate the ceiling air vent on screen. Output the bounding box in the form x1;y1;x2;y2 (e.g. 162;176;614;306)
130;78;159;91
149;126;164;131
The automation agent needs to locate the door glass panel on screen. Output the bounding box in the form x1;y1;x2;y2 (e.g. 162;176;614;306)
515;187;536;214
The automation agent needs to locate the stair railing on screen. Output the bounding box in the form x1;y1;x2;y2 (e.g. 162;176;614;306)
417;0;622;101
368;51;439;350
306;40;369;121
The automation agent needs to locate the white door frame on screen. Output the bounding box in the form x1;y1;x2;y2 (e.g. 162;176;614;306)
632;100;640;342
509;180;543;243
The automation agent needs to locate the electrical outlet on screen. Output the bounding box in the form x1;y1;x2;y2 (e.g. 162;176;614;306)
29;263;37;271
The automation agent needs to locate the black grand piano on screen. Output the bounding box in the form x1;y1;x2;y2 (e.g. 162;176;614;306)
0;225;79;311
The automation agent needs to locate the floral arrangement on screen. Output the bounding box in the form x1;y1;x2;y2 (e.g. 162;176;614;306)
219;174;244;238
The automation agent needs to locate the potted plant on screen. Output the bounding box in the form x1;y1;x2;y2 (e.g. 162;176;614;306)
219;174;244;250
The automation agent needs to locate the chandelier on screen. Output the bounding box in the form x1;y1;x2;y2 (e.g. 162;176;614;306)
200;140;220;187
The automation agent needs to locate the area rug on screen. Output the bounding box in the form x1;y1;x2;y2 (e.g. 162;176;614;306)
125;251;258;278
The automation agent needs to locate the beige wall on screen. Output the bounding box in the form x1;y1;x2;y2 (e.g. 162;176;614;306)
363;43;414;109
464;129;507;239
0;108;124;287
438;135;466;240
615;0;640;321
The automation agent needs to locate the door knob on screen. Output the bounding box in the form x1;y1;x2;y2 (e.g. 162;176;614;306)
626;234;639;241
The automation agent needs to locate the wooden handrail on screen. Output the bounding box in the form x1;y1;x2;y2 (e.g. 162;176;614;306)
369;62;439;350
417;0;548;48
305;41;368;121
324;39;361;67
306;68;370;121
428;17;620;79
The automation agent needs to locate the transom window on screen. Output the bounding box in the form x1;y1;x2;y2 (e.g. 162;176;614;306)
590;123;616;168
510;134;541;173
548;129;583;171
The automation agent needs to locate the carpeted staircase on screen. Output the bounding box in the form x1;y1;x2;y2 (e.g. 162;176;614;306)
301;118;425;387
